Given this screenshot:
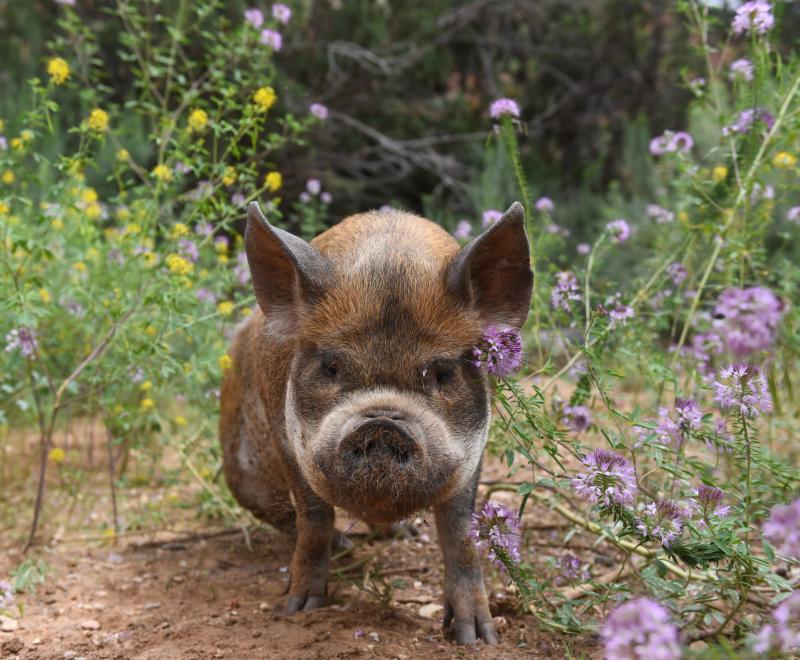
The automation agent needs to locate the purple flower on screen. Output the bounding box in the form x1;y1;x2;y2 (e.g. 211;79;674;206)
175;161;191;175
787;206;800;223
309;103;328;120
666;262;687;286
675;398;702;433
694;485;731;523
231;193;247;207
260;28;282;51
650;130;693;155
178;239;199;263
635;499;685;547
646;204;674;224
712;364;772;417
234;251;251;285
713;286;785;357
0;580;13;610
244;7;264;28
563;405;592;433
195;221;214;236
732;1;774;36
489;98;520;120
0;137;7;150
577;243;591;256
471;326;523;377
763;499;800;560
572;448;637;507
555;553;589;585
299;192;311;203
535;196;554;213
306;179;321;195
481;209;503;227
729;58;754;82
606;219;631;243
272;3;291;24
468;500;522;572
754;592;800;655
609;304;634;326
196;288;217;304
722;107;774;136
551;271;581;312
5;327;38;357
546;223;569;237
601;598;681;660
452;220;472;240
353;628;365;639
320;192;332;204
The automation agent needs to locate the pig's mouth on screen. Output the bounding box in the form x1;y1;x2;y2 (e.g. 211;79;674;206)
312;417;456;523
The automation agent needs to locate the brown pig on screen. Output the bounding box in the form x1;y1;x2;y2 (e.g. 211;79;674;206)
219;201;532;644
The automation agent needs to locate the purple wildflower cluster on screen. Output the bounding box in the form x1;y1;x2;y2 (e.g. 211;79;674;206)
763;498;800;559
606;219;631;243
635;499;685;547
666;262;687;286
601;598;681;660
489;98;520;120
551;271;581;312
481;208;503;227
299;178;333;205
572;448;638;507
753;592;800;656
788;206;800;224
555;553;589;585
653;398;702;445
260;28;282;50
694;485;731;525
729;58;754;82
452;220;472;240
732;1;774;36
563;405;592;433
609;303;634;327
309;103;328;120
650;130;693;156
468;500;522;572
646;204;675;224
233;252;251;285
712;364;772;417
5;327;38;357
713;286;785;357
0;580;13;610
535;196;554;213
471;326;523;377
722;107;775;136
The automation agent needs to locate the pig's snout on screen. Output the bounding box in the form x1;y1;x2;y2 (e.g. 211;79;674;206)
339;417;421;466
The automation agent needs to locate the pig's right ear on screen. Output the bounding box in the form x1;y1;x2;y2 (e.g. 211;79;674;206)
245;201;331;337
446;202;533;329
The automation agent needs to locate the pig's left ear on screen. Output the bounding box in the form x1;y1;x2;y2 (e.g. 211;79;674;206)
245;201;332;336
446;202;533;329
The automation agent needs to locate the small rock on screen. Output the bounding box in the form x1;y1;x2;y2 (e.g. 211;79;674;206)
412;581;423;589
0;616;19;633
259;602;269;611
143;602;161;611
32;638;43;645
493;616;509;633
368;632;380;642
418;603;443;619
80;619;101;631
63;652;77;659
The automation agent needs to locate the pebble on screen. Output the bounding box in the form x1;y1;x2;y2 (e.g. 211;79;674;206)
0;616;19;633
80;619;101;630
368;632;380;642
259;602;269;611
418;603;443;619
143;602;161;611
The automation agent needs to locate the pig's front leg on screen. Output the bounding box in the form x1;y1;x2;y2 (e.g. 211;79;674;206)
285;489;335;613
434;485;499;645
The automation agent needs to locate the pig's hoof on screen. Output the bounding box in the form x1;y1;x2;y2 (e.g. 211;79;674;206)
285;593;326;613
444;601;499;645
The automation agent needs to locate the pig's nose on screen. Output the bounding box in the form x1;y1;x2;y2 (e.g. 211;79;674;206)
340;418;418;465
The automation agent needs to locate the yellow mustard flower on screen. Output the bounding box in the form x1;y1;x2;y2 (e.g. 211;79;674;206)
677;211;689;224
20;129;33;144
145;325;157;337
772;151;797;169
73;261;88;273
140;398;155;411
712;166;728;183
218;354;233;372
0;202;9;215
116;207;131;221
240;306;252;317
140;380;152;391
9;138;22;150
47;57;70;85
2;170;15;185
51;218;64;230
86;203;102;220
253;86;277;113
87;108;110;133
0;119;4;132
264;171;282;192
143;251;158;267
165;253;193;276
152;164;173;183
125;222;141;235
217;301;235;316
116;148;130;161
48;447;66;464
222;166;237;186
188;108;209;132
81;188;98;204
39;288;52;304
171;222;189;238
173;415;188;427
86;247;100;261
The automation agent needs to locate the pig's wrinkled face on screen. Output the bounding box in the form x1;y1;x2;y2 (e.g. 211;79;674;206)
284;263;489;524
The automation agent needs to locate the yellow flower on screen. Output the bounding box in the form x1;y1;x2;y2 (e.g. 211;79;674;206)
188;108;209;132
86;247;100;261
222;166;237;186
253;86;277;113
2;170;15;185
264;171;282;192
165;253;193;276
0;119;4;132
143;251;158;267
116;207;131;221
240;306;252;317
217;254;229;264
173;415;188;427
171;222;189;238
712;166;728;183
51;218;64;230
772;151;797;169
140;398;155;411
20;130;33;143
140;380;152;391
677;211;689;224
86;202;102;220
152;164;173;183
87;108;110;133
39;288;52;303
145;325;157;337
116;148;130;161
73;261;87;273
217;301;235;316
214;239;228;253
10;138;22;150
0;202;9;215
81;188;98;204
125;222;140;235
47;57;70;85
218;354;233;372
48;447;66;464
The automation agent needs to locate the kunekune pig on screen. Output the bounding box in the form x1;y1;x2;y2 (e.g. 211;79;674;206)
219;200;533;644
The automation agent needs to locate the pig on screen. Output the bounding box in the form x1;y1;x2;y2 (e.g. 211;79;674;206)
219;200;532;644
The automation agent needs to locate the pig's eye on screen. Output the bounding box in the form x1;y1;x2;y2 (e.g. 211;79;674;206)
436;367;454;386
320;360;338;379
422;362;456;392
